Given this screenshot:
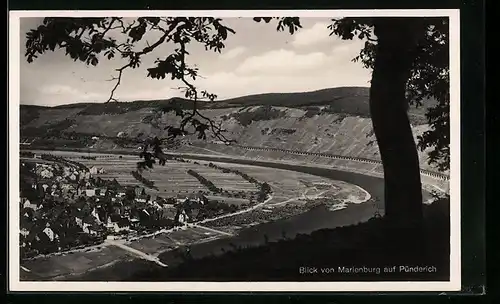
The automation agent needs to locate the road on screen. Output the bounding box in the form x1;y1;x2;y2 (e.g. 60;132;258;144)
104;239;168;267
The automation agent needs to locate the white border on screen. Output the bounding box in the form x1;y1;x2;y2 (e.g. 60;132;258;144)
8;9;461;292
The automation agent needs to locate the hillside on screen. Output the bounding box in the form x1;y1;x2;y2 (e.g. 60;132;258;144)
21;86;433;118
20;86;445;173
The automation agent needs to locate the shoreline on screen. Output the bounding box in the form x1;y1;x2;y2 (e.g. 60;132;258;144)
46;201;376;281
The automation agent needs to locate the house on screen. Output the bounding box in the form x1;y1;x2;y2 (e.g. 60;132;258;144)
107;214;129;233
164;197;177;205
106;214;121;230
129;218;140;228
135;188;145;197
188;193;209;205
174;208;189;225
115;218;130;232
43;224;59;242
160;204;177;218
85;189;96;197
61;184;72;191
97;168;106;174
95;207;108;223
91;136;99;140
69;174;77;181
22;207;34;219
75;216;84;228
97;188;108;197
136;195;148;203
82;219;99;236
112;201;124;215
176;194;188;204
91;208;102;224
177;210;189;224
40;169;53;179
20;228;31;237
63;167;72;176
24;229;39;248
49;222;66;239
152;201;162;209
22;198;38;210
89;166;98;175
77;188;87;196
50;189;61;197
20;235;28;248
82;222;93;235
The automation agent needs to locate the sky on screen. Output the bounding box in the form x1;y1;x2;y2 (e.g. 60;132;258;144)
19;17;372;106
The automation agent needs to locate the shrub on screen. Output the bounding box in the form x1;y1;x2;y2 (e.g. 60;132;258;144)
229;105;286;127
303;106;321;118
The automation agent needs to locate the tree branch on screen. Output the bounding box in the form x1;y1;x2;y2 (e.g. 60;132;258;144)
104;20;182;103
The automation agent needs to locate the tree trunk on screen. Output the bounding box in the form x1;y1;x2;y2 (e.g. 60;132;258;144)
370;19;424;231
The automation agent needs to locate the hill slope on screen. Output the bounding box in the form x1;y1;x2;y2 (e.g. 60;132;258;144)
20;86;444;173
21;86;433;117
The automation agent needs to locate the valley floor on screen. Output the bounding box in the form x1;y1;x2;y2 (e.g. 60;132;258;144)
20;151;373;281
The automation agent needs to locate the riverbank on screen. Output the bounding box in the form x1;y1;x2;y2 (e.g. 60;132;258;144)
62;198;449;282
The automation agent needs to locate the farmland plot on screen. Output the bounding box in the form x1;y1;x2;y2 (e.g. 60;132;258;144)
77;158;257;195
201;162;348;197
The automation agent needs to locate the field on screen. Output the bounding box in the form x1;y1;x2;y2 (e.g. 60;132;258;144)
35;151;368;200
77;156;259;196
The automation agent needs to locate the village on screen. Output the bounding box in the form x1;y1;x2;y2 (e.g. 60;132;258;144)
19;152;271;260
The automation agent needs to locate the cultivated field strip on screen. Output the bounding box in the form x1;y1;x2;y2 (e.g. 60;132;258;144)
203;161;348;196
76;158;258;194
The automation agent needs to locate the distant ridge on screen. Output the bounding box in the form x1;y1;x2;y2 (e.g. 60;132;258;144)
217;86;370;108
20;86;433;126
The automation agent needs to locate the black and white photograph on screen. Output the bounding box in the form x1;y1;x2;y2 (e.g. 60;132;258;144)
9;10;460;292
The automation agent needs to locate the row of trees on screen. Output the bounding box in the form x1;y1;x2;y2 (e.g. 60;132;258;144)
130;170;158;190
186;169;222;193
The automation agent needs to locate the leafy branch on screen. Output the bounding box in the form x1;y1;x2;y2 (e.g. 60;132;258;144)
25;17;238;175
